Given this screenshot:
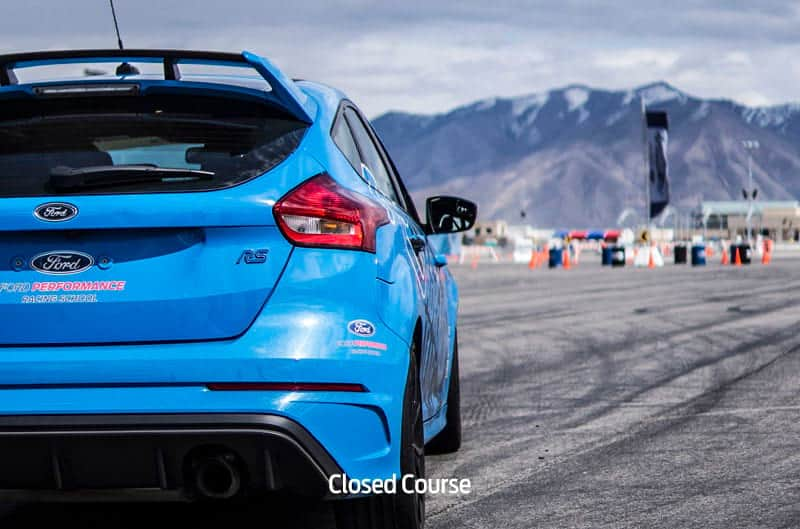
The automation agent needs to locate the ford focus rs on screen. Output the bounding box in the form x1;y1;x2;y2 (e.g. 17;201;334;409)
0;49;476;528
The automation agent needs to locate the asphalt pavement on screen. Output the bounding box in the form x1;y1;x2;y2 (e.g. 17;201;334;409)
4;257;800;528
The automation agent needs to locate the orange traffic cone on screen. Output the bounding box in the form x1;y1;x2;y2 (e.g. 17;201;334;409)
528;249;537;269
563;248;571;270
734;247;742;267
762;240;772;265
647;246;655;269
721;246;729;265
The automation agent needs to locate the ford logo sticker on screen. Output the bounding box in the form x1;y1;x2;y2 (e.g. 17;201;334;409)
34;202;78;222
30;251;94;275
348;319;376;337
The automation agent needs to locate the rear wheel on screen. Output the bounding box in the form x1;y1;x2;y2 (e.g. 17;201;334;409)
425;332;461;455
334;345;425;529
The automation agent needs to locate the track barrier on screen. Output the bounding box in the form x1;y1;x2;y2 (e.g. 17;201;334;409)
458;238;778;268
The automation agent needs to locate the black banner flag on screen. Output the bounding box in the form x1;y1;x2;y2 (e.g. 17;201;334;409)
646;111;670;219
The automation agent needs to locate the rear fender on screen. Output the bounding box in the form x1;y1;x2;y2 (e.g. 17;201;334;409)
374;219;423;349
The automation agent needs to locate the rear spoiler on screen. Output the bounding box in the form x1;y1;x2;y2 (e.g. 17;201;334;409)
0;49;313;123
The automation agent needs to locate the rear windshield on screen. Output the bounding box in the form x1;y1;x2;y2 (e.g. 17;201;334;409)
0;93;307;196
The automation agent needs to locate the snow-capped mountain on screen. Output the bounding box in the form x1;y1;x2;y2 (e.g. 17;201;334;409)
372;82;800;227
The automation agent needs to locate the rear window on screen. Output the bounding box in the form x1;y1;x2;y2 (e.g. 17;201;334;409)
0;93;307;196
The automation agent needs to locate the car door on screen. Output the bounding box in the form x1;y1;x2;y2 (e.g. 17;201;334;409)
342;105;450;418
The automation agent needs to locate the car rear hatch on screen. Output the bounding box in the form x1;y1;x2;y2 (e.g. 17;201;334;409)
0;53;313;345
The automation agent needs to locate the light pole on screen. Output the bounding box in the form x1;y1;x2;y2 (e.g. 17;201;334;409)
741;140;759;245
641;98;650;233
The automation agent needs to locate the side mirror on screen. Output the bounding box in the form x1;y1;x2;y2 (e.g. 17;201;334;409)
426;196;477;234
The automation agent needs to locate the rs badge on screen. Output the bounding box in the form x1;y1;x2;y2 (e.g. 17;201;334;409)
236;249;269;265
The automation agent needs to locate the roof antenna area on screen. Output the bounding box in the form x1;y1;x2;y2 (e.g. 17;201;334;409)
109;0;140;76
109;0;124;50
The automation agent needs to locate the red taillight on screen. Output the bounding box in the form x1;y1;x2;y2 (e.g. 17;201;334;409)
206;382;367;392
273;173;389;252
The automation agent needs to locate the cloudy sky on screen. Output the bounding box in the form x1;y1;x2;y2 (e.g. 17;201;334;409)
3;1;800;116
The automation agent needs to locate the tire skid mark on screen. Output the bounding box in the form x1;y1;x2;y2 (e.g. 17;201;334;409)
430;341;800;525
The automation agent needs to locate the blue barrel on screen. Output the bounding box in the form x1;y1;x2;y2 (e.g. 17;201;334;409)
691;245;706;266
601;246;613;266
548;247;563;268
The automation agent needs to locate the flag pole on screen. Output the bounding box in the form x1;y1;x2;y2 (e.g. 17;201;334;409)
641;96;650;241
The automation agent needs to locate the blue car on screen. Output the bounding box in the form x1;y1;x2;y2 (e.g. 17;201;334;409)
0;49;475;528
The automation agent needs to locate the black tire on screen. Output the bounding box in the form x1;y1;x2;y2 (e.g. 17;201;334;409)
425;332;461;455
334;346;425;529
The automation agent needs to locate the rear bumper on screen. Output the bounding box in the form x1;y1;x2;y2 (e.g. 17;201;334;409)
0;413;342;502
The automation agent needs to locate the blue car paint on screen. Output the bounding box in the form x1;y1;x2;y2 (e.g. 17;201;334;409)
0;249;410;481
0;52;460;482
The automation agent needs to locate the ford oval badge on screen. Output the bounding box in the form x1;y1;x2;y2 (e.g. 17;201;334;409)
30;251;94;275
348;319;376;337
34;202;78;222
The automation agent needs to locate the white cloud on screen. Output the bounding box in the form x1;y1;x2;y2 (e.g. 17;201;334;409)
593;48;680;70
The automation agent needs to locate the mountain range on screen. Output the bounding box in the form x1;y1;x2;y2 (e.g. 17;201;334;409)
372;82;800;228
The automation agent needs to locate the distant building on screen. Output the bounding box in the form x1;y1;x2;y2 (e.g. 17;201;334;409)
697;201;800;241
504;225;555;243
467;220;508;245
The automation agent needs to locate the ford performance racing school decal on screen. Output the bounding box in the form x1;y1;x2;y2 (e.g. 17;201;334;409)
0;250;126;304
2;280;127;304
339;320;386;356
